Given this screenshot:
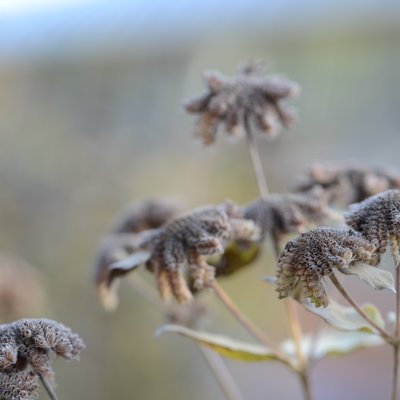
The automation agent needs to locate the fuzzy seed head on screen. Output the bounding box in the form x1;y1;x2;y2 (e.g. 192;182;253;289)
184;61;300;145
245;188;329;244
345;190;400;264
292;162;400;206
0;371;39;400
276;227;377;307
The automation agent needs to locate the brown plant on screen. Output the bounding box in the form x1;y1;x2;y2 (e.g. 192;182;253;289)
292;161;400;206
244;187;330;246
345;189;400;264
276;227;377;307
0;371;39;400
184;62;300;145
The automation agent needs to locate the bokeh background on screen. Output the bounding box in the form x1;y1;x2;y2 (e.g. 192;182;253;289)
1;0;400;399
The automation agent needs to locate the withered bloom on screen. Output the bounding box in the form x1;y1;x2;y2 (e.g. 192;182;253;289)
276;228;377;307
95;202;259;305
0;319;84;386
111;198;184;234
0;255;46;322
292;162;400;206
184;62;300;145
345;190;400;264
244;187;330;245
0;371;39;400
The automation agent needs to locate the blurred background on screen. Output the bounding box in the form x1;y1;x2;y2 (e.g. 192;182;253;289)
0;0;400;399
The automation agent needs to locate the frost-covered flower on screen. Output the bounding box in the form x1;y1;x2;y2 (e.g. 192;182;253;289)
184;62;299;144
276;228;378;307
0;371;39;400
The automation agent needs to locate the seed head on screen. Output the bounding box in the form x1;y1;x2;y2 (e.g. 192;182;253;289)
111;198;184;234
0;319;85;385
292;162;400;206
94;202;259;305
345;190;400;264
244;187;329;244
184;62;300;145
276;227;377;307
0;371;39;400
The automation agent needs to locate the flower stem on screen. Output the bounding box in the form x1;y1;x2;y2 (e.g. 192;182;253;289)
243;115;269;200
39;373;58;400
127;275;245;400
199;346;245;400
330;273;392;340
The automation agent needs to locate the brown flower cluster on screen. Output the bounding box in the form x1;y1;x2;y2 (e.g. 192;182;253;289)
292;161;400;206
345;190;400;264
184;62;300;145
244;187;330;245
276;228;377;307
111;198;184;234
0;371;38;400
94;201;259;305
0;319;84;387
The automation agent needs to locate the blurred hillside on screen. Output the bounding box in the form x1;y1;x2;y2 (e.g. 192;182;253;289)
0;1;400;399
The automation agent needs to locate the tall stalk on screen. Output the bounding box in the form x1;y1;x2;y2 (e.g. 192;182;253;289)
392;266;400;400
243;116;313;400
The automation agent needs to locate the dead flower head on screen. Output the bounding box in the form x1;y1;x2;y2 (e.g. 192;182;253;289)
292;161;400;206
0;371;39;400
345;190;400;264
184;61;300;145
0;255;46;322
276;227;378;307
0;319;85;386
244;187;330;245
95;202;259;306
111;198;184;234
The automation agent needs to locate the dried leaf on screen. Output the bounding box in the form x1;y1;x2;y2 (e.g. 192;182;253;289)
281;330;384;361
155;325;286;363
346;264;395;292
305;300;385;333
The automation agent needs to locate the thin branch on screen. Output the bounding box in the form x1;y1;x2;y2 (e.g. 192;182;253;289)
199;346;245;400
39;373;58;400
392;266;400;400
330;273;392;340
243;115;269;200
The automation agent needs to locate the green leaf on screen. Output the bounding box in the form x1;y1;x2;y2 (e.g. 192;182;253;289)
213;241;261;277
155;325;286;363
305;299;385;333
281;330;384;362
345;264;395;292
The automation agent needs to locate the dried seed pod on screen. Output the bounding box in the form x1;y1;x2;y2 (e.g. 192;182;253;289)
95;202;260;305
0;319;84;386
111;198;185;234
0;371;39;400
345;190;400;264
184;61;300;145
276;227;377;307
244;187;330;245
292;161;400;206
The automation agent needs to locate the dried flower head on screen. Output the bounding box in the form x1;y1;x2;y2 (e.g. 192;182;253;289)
0;319;84;387
345;190;400;264
184;62;300;144
0;371;39;400
244;187;330;245
276;227;377;307
0;255;46;322
111;198;184;234
95;202;259;305
292;161;400;206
